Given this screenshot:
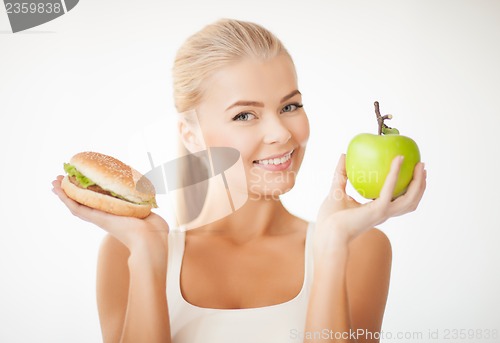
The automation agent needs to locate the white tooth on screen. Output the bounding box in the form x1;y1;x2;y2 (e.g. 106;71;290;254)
257;152;293;166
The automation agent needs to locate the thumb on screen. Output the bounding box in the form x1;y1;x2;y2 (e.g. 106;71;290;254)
329;153;348;195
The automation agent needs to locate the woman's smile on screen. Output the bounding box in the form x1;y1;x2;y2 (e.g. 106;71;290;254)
252;149;294;171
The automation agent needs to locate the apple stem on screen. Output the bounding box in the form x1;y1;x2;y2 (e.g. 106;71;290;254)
374;101;396;135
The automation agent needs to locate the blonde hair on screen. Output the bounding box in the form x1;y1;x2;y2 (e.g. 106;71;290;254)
172;19;291;225
173;18;290;113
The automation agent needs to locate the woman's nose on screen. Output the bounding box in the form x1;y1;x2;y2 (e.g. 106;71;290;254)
262;115;292;145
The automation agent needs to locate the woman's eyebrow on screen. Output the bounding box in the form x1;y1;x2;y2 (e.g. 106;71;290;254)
225;90;301;111
280;89;301;103
226;100;264;111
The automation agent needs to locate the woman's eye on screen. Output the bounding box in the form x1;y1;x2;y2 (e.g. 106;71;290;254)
232;112;256;121
282;103;303;113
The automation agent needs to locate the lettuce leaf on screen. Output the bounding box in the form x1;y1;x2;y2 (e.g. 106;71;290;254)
63;163;95;188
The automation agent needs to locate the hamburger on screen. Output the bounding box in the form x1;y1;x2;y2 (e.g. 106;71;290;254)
61;152;157;218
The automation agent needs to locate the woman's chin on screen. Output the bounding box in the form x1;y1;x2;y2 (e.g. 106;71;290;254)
248;182;296;201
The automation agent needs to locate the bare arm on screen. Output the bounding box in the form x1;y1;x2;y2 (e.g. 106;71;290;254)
305;230;391;343
96;235;130;342
120;244;171;343
346;229;392;342
305;155;426;342
305;245;351;341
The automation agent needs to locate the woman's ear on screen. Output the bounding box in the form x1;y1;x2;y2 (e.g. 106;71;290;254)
178;119;204;154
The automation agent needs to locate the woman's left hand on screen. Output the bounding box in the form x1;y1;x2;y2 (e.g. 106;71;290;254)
314;154;427;253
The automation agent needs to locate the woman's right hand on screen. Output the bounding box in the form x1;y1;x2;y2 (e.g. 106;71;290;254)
51;175;169;265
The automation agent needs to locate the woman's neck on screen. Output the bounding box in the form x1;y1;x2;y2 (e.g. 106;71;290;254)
182;187;294;243
205;198;291;239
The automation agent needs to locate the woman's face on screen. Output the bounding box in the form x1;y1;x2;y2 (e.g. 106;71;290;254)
194;53;310;200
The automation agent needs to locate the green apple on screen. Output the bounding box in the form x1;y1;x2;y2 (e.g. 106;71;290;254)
345;102;420;199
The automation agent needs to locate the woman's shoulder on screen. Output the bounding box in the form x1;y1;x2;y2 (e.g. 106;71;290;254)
98;234;130;259
348;228;392;264
96;235;131;277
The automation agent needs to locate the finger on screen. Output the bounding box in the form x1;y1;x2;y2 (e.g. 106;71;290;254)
51;176;65;196
329;153;348;195
388;162;427;217
378;155;404;204
52;175;63;185
52;176;92;215
52;177;116;228
52;182;92;219
404;162;427;202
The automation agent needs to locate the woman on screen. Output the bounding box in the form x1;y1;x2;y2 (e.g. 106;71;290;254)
52;19;426;343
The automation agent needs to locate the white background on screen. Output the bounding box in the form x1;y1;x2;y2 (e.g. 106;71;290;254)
1;0;499;342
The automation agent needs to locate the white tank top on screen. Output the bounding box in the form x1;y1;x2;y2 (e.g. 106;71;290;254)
166;222;315;343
